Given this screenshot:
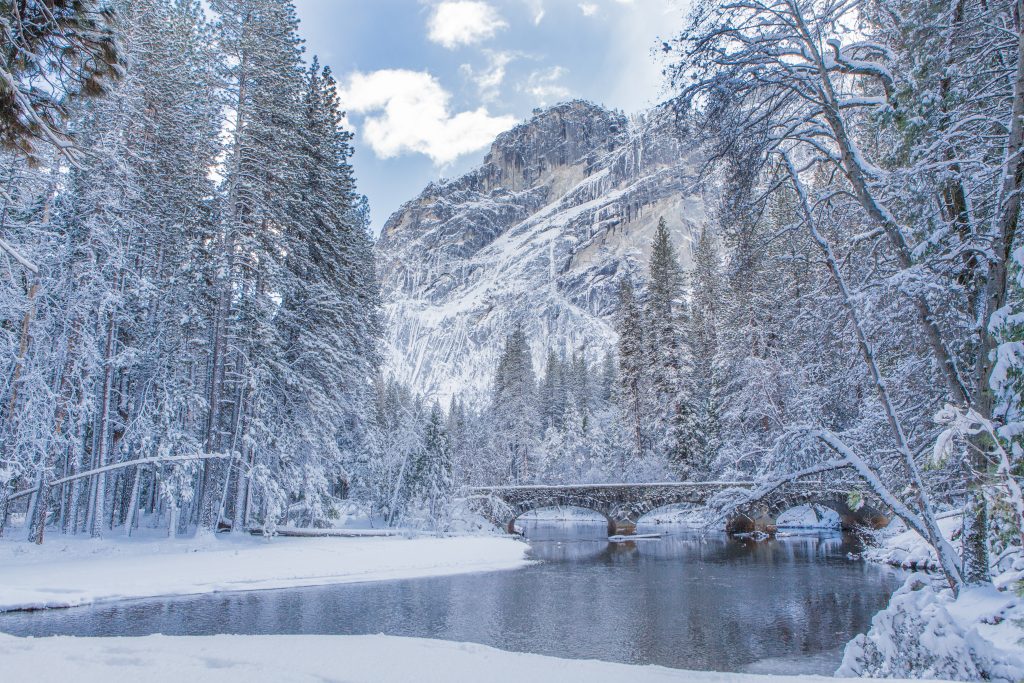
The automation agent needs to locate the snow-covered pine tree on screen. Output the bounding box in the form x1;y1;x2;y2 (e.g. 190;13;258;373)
616;277;647;463
644;218;700;477
538;348;564;432
689;225;722;474
267;58;382;530
202;0;308;531
416;402;453;525
490;326;538;482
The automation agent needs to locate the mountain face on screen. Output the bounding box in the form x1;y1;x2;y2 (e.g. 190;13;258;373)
375;100;705;403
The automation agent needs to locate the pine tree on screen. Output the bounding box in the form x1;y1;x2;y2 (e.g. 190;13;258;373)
616;277;647;462
539;349;564;431
418;402;453;523
0;0;123;163
201;0;308;530
491;326;538;482
644;218;700;476
689;225;722;473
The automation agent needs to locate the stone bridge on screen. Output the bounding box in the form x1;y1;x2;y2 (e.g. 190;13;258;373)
468;481;890;536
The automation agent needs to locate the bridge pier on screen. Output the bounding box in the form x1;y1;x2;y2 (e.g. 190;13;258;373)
725;509;777;535
610;519;636;536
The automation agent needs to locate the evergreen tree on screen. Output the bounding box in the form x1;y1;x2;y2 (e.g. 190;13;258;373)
491;326;538;482
417;402;453;523
644;218;701;476
689;225;722;473
538;349;564;431
616;277;647;462
0;0;123;163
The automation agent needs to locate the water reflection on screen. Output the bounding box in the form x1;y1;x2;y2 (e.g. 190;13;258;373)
0;523;903;675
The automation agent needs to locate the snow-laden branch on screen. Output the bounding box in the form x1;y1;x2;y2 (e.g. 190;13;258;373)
4;453;235;502
0;237;39;275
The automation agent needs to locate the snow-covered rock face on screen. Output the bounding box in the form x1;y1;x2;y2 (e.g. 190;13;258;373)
376;100;705;403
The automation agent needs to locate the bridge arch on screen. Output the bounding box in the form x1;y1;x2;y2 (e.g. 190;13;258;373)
633;502;704;527
727;493;890;534
506;503;617;536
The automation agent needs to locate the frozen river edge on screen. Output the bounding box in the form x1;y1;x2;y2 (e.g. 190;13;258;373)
0;534;532;612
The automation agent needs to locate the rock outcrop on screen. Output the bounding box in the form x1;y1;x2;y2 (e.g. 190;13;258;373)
375;100;705;402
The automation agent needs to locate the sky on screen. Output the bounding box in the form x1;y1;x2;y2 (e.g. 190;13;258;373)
292;0;686;233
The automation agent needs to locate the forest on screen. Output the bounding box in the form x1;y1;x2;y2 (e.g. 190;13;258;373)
0;0;1022;654
0;0;382;540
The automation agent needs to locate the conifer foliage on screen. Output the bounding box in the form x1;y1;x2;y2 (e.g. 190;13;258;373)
0;0;124;163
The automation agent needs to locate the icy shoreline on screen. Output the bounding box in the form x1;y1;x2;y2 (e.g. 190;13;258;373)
850;516;1024;681
0;633;956;683
0;533;531;612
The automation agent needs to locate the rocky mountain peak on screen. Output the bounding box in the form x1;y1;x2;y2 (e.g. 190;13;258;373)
375;100;705;403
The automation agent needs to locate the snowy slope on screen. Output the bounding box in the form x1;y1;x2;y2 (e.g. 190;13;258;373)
375;100;705;403
0;634;957;683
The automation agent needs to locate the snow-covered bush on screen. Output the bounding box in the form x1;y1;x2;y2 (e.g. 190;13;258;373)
838;573;1024;681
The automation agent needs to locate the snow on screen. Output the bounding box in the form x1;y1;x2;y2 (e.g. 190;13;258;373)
838;573;1024;682
637;503;709;528
0;533;531;612
848;512;1024;681
376;101;703;405
518;506;606;521
0;633;957;683
864;513;962;571
776;504;841;530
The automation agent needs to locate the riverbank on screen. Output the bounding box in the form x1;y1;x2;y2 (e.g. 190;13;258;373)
0;532;531;612
850;515;1024;681
0;633;953;683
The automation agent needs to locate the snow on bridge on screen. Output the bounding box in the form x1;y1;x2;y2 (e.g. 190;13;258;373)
468;481;891;535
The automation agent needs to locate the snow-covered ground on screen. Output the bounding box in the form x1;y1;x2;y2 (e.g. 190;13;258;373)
0;633;955;683
848;513;1024;681
863;512;962;572
0;532;531;612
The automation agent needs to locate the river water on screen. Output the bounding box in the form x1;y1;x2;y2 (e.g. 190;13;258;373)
0;521;903;675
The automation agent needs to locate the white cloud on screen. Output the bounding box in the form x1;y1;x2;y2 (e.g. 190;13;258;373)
521;66;572;106
579;3;599;16
523;0;545;24
338;69;516;165
460;50;518;102
427;1;507;49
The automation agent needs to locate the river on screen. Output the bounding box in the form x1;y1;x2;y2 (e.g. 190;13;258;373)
0;521;903;676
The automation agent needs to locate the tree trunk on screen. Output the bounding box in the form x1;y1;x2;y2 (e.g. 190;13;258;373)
90;312;117;538
786;158;964;591
961;0;1024;585
124;465;142;537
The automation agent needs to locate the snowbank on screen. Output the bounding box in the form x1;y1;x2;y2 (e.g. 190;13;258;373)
838;573;1024;682
0;633;954;683
863;514;962;571
0;533;531;612
847;512;1024;681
